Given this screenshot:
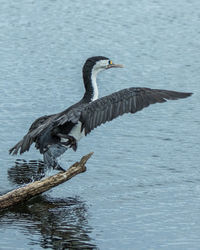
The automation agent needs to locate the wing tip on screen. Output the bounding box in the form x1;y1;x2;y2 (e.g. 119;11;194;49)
9;140;23;155
9;147;19;155
177;92;193;99
187;92;193;97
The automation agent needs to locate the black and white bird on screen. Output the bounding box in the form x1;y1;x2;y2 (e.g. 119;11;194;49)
9;56;192;171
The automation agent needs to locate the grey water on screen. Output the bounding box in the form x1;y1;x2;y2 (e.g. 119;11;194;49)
0;0;199;249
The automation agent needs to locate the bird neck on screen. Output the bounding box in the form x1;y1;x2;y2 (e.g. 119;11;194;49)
82;67;99;102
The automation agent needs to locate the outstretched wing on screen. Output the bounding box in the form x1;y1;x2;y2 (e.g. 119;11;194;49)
9;103;87;155
9;114;57;155
79;87;192;135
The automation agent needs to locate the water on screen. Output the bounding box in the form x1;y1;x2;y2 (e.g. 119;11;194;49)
0;0;199;249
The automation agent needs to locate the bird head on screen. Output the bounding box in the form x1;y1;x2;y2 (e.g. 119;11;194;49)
83;56;124;76
82;56;124;101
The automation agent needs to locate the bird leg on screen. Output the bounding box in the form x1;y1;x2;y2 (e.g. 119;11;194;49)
58;133;78;152
43;145;67;172
54;163;66;172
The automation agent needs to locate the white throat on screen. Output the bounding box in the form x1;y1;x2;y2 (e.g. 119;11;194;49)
91;68;100;101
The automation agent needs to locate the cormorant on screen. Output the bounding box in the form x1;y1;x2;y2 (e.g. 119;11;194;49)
9;56;192;171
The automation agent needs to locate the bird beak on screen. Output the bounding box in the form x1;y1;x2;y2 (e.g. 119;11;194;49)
106;63;124;69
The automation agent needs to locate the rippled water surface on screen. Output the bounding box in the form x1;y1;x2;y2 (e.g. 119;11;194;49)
0;0;199;249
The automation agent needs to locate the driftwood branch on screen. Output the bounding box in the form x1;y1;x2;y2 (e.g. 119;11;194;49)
0;152;93;210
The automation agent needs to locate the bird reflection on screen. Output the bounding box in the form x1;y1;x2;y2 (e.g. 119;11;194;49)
4;160;97;249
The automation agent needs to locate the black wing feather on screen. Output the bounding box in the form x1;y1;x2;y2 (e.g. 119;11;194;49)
9;104;85;155
80;87;192;135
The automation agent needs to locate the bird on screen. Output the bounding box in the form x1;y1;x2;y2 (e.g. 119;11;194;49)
9;56;192;171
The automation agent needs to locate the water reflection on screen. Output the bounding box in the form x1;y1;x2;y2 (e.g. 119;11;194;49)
0;196;97;249
3;161;97;249
8;159;47;185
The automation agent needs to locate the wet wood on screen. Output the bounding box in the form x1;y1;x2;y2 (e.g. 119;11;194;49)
0;152;93;210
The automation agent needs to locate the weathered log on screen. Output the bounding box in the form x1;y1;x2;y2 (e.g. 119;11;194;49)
0;152;93;210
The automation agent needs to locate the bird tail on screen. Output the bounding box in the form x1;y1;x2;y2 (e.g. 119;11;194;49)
9;140;23;155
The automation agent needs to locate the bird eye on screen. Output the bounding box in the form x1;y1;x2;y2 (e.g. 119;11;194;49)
109;60;112;65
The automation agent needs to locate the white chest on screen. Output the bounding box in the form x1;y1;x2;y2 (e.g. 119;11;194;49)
68;121;85;141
